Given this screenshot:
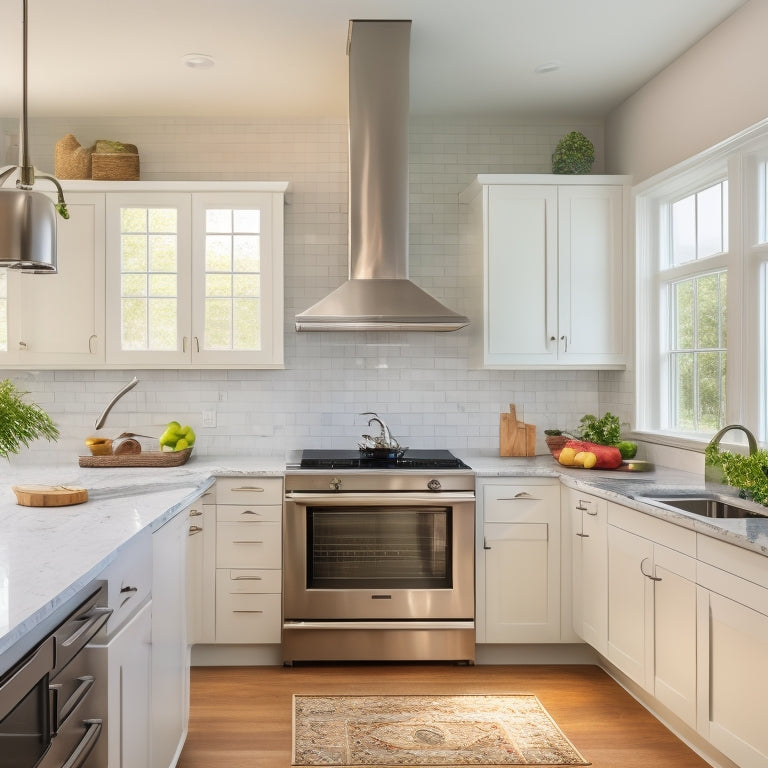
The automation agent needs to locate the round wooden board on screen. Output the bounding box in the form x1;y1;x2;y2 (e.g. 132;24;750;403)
12;484;89;507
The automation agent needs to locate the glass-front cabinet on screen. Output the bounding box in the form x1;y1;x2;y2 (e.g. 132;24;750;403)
0;181;286;369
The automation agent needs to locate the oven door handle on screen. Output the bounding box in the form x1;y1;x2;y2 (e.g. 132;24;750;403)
0;635;55;720
285;491;476;505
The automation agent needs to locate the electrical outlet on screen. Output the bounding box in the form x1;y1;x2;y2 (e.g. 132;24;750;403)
202;409;217;428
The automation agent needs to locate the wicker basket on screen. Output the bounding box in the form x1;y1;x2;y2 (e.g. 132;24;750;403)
54;134;94;179
78;448;192;468
91;152;140;181
545;434;569;456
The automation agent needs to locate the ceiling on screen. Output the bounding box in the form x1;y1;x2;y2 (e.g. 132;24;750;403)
0;0;748;121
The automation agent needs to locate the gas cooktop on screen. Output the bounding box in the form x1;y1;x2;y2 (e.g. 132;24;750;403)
291;449;471;471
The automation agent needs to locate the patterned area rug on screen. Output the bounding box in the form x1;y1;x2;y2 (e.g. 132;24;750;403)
292;694;590;766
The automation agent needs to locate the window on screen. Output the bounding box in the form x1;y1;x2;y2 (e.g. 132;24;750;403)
637;123;768;445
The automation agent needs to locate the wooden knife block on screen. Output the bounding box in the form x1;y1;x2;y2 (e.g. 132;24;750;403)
499;404;536;456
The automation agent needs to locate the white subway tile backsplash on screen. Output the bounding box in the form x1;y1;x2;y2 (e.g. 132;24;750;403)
2;115;615;460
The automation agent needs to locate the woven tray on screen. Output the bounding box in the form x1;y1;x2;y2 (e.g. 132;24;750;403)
79;448;192;468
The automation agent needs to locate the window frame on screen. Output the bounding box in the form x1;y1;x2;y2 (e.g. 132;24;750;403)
635;119;768;447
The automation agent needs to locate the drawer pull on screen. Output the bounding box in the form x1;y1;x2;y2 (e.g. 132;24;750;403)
189;508;203;517
233;575;263;580
233;540;263;544
189;525;203;535
586;509;598;516
231;486;265;492
233;609;264;614
240;510;262;515
498;492;537;501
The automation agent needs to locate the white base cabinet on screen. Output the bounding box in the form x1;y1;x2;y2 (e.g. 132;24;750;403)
477;479;563;643
696;536;768;767
606;503;699;730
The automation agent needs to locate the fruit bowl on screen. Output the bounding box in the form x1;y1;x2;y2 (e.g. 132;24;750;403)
78;447;193;468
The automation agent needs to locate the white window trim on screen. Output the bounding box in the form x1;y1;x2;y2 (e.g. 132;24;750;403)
634;117;768;449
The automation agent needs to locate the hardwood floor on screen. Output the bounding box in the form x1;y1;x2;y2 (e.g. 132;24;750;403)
177;664;712;768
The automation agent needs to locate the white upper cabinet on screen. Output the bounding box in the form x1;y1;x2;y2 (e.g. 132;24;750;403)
1;192;106;367
1;181;286;370
461;174;630;369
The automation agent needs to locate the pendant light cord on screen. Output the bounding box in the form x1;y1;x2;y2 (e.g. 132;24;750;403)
19;0;33;188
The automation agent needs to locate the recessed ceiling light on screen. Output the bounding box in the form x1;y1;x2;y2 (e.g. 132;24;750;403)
534;60;561;74
183;53;215;69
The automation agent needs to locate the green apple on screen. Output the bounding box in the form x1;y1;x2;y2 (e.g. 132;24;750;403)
175;438;189;451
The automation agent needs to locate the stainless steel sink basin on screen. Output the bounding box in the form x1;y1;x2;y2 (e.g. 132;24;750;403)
637;495;767;519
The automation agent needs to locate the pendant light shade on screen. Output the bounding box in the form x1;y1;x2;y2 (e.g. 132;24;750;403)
0;0;67;273
0;188;57;272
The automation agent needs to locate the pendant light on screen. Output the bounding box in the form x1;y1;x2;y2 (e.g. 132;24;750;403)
0;0;68;273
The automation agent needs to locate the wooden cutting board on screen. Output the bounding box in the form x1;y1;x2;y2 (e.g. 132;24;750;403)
499;404;537;456
12;484;89;507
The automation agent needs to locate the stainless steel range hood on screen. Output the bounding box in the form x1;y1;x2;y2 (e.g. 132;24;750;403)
295;20;469;332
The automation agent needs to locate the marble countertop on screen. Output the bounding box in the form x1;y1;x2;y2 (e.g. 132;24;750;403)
2;451;766;662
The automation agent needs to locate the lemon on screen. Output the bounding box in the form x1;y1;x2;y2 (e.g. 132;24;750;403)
558;447;577;466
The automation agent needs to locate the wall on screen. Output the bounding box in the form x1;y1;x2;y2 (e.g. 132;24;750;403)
3;115;610;462
604;0;768;183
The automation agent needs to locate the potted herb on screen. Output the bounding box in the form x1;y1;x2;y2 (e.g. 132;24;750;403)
577;412;637;459
552;131;595;174
0;379;59;459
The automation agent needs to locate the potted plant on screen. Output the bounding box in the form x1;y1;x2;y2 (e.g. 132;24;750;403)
0;379;59;459
552;131;595;174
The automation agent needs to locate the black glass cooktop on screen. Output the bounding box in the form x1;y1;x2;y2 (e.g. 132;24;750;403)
297;449;470;470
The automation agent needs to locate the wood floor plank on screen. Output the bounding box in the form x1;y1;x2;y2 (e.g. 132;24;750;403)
177;664;711;768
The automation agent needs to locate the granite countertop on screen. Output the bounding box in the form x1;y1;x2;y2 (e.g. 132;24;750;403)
2;451;767;662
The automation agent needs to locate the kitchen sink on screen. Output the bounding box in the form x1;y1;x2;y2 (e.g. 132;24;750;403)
637;494;767;519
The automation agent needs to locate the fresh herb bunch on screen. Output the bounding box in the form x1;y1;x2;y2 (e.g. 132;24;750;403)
0;379;59;459
705;444;768;506
577;412;622;446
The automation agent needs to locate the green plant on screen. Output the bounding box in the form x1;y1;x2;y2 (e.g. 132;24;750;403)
552;131;595;174
705;444;768;506
0;379;59;459
577;412;621;446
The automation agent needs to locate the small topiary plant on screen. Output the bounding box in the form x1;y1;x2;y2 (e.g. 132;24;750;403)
552;131;595;174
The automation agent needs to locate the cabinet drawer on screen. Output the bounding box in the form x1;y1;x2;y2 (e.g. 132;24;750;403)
215;590;281;644
98;527;152;637
217;568;282;594
216;521;281;568
484;483;559;523
608;502;696;557
217;504;282;523
215;477;282;505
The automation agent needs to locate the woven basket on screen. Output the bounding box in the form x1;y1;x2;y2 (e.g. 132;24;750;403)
54;134;94;179
78;448;192;468
545;434;569;456
91;152;140;181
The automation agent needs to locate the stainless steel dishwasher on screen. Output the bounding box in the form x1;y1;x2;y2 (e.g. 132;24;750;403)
0;581;111;768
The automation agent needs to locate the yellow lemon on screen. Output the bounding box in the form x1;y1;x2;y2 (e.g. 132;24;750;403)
558;447;577;466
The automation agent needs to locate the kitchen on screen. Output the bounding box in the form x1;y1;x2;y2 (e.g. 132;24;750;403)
1;1;768;767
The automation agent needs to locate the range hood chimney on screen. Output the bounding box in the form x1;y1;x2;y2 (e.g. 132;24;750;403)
295;20;469;332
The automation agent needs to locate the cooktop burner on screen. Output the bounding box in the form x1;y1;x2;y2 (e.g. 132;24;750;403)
296;449;471;470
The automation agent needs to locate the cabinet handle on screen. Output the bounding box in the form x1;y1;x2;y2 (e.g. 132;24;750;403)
189;525;203;534
549;336;556;342
231;486;266;492
233;540;263;544
189;508;203;517
88;334;97;354
119;585;138;595
182;336;188;352
240;509;262;516
194;336;200;352
560;334;568;352
586;508;598;516
575;532;589;538
233;610;264;614
498;492;537;501
640;557;662;582
483;538;491;550
18;340;27;350
233;575;263;580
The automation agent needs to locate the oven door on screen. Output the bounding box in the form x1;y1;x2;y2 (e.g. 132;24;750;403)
283;492;475;621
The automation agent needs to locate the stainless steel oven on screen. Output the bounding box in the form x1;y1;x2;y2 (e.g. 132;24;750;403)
283;449;475;664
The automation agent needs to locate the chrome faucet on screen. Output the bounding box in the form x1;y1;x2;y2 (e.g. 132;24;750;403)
359;412;400;451
94;377;139;430
705;424;758;487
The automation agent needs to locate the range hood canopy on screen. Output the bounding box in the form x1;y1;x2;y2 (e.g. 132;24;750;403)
295;19;469;333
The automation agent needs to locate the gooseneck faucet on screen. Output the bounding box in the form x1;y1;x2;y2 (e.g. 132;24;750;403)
94;377;139;430
704;423;758;487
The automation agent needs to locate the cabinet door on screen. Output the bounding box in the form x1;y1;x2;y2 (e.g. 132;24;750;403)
653;544;697;728
557;185;624;366
191;193;284;366
152;510;189;768
485;185;558;365
607;524;653;686
697;579;768;767
106;193;192;366
567;491;608;654
14;193;105;366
